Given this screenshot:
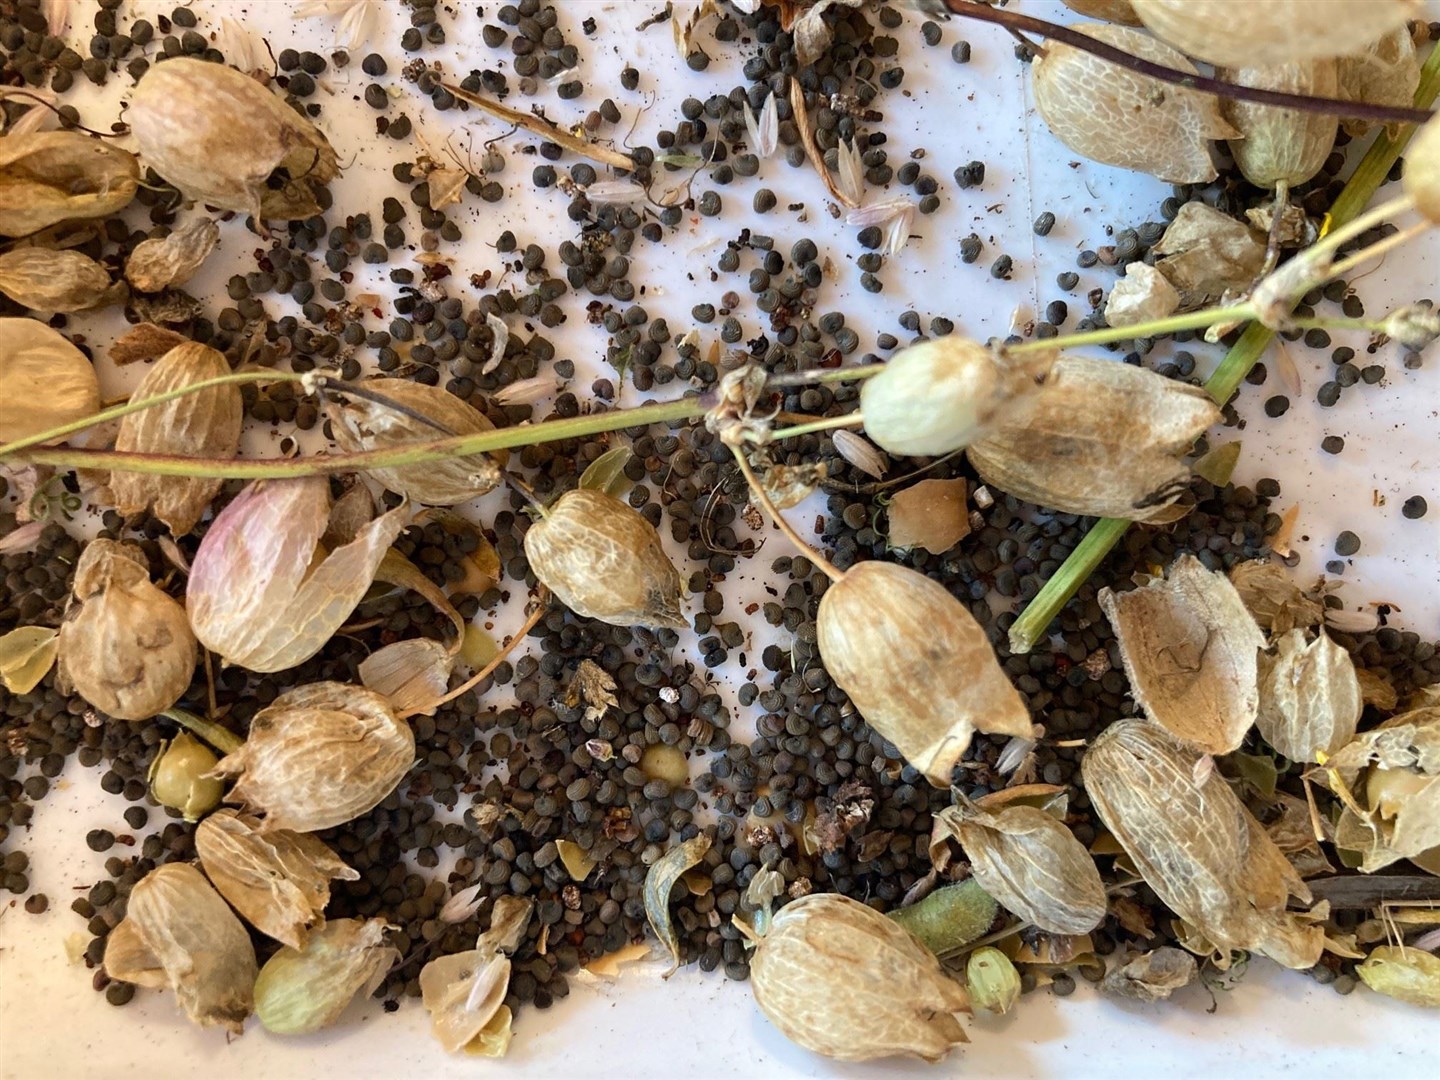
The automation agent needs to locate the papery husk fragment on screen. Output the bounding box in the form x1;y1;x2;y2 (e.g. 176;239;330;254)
358;638;453;716
420;896;532;1054
1062;0;1140;23
1100;947;1197;1001
110;342;242;536
967;359;1220;523
196;808;358;949
886;478;969;555
1406;114;1440;226
1228;559;1326;635
109;322;191;367
1082;719;1324;970
129;58;339;220
0;318;100;445
524;488;686;628
254;918;398;1034
817;560;1032;787
57;540;196;720
0;247;120;311
749;891;969;1063
211;681;415;833
1357;946;1440;1007
1220;60;1339;188
1339;27;1421;137
645;834;711;976
935;797;1107;935
1104;262;1180;328
1100;554;1264;756
125;216;221;293
330;379;504;505
1032;23;1238;184
187;476;409;672
1131;0;1420;67
1153;202;1268;307
103;863;257;1033
0;625;59;694
0;130;139;237
556;839;597;882
1256;628;1361;763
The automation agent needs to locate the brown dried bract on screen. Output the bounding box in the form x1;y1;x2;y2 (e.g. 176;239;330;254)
1100;948;1197;1002
1153;202;1268;308
108;322;190;367
0;318;100;444
1339;27;1421;138
1228;559;1325;635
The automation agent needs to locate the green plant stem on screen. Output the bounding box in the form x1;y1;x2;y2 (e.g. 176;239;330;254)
0;371;307;457
764;364;886;387
161;708;244;755
768;413;864;441
1008;45;1440;656
1008;304;1255;355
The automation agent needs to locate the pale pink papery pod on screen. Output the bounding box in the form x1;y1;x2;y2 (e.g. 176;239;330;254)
186;476;408;672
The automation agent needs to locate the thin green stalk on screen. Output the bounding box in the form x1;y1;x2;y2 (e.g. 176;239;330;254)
763;363;886;387
1008;45;1440;656
1008;304;1255;355
767;413;864;441
161;708;244;755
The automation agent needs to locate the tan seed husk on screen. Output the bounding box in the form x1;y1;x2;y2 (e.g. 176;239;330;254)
1104;261;1180;328
1228;558;1326;635
1061;0;1140;24
0;318;100;444
817;560;1032;787
644;833;711;976
1256;628;1362;763
420;897;533;1054
524;488;686;628
124;216;221;293
0;130;139;237
1220;60;1339;188
254;918;398;1035
885;478;969;555
1100;947;1197;1002
0;247;120;311
1356;946;1440;1007
1152;202;1268;307
1339;27;1421;137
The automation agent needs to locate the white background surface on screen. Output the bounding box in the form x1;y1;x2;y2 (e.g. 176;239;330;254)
2;1;1439;1077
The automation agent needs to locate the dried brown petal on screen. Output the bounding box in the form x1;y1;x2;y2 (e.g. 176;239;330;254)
564;659;618;723
1339;27;1421;137
125;216;221;293
1033;23;1237;184
330;379;504;505
1357;945;1440;1007
57;540;196;720
1153;202;1268;307
1256;628;1362;763
1082;719;1324;969
1104;261;1181;328
0;318;100;445
110;342;242;536
645;833;711;976
103;863;257;1032
0;247;120;311
196;808;358;949
968;358;1219;523
749;892;969;1063
1132;0;1420;67
1062;0;1140;22
1221;60;1339;188
0;130;139;237
525;489;686;628
818;560;1032;787
254;918;398;1034
937;798;1107;935
1100;554;1265;755
129;58;339;220
211;681;415;833
1100;948;1197;1002
886;478;969;555
1228;558;1326;635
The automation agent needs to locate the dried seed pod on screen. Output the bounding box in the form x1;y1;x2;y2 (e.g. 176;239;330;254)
103;863;257;1033
967;358;1220;523
1339;27;1420;137
859;337;1047;457
1220;60;1339;188
965;948;1021;1015
749;892;969;1063
0;247;120;312
1032;23;1238;184
524;489;686;628
1405;114;1440;225
0;318;100;444
1062;0;1141;24
644;834;712;975
196;809;359;949
57;540;197;720
148;733;223;820
1104;262;1180;328
817;560;1033;787
211;681;415;833
1099;554;1265;755
129;58;340;220
254;918;398;1034
0;131;139;237
124;216;221;293
1100;948;1197;1002
1082;719;1324;970
1132;0;1421;67
329;379;504;505
187;476;408;672
110;342;242;536
1256;628;1362;762
1152;202;1268;306
1357;946;1440;1008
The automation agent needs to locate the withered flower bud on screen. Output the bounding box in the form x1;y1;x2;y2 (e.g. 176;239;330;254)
0;318;100;444
0;131;139;237
58;540;197;720
524;489;686;628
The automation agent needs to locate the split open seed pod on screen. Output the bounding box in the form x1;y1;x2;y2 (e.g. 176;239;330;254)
1220;60;1339;189
817;560;1033;787
254;918;399;1035
329;379;504;505
128;58;339;220
1131;0;1421;67
524;488;686;628
1256;628;1362;763
1033;23;1238;184
0;319;100;444
966;358;1220;522
210;681;415;833
0;130;139;237
110;342;242;536
103;863;257;1033
1405;113;1440;226
421;896;533;1054
748;891;969;1063
186;476;408;672
859;337;1049;457
57;540;196;720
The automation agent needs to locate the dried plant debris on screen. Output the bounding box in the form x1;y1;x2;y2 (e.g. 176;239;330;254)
0;131;138;237
254;918;398;1035
1338;27;1421;137
0;624;59;694
1356;946;1440;1008
1256;629;1362;763
1153;202;1269;307
124;217;221;294
1104;262;1180;329
1228;559;1326;635
886;478;970;555
1220;60;1339;189
0;319;100;444
1062;0;1141;22
420;897;533;1054
358;638;453;716
1100;948;1197;1002
644;834;712;977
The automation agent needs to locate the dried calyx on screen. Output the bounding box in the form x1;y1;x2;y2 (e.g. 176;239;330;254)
254;918;399;1035
0;319;100;445
0;130;139;237
1221;60;1339;189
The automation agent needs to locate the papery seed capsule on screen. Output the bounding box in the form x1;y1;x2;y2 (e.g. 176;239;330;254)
0;319;100;444
817;561;1032;787
254;918;398;1034
0;131;139;238
148;733;223;821
1221;60;1339;188
1405;114;1440;225
524;489;686;628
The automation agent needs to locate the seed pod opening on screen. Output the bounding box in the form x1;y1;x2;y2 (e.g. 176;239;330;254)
128;58;339;220
0;131;139;238
1220;60;1339;188
1032;23;1238;184
817;560;1033;787
524;488;686;628
0;318;100;444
